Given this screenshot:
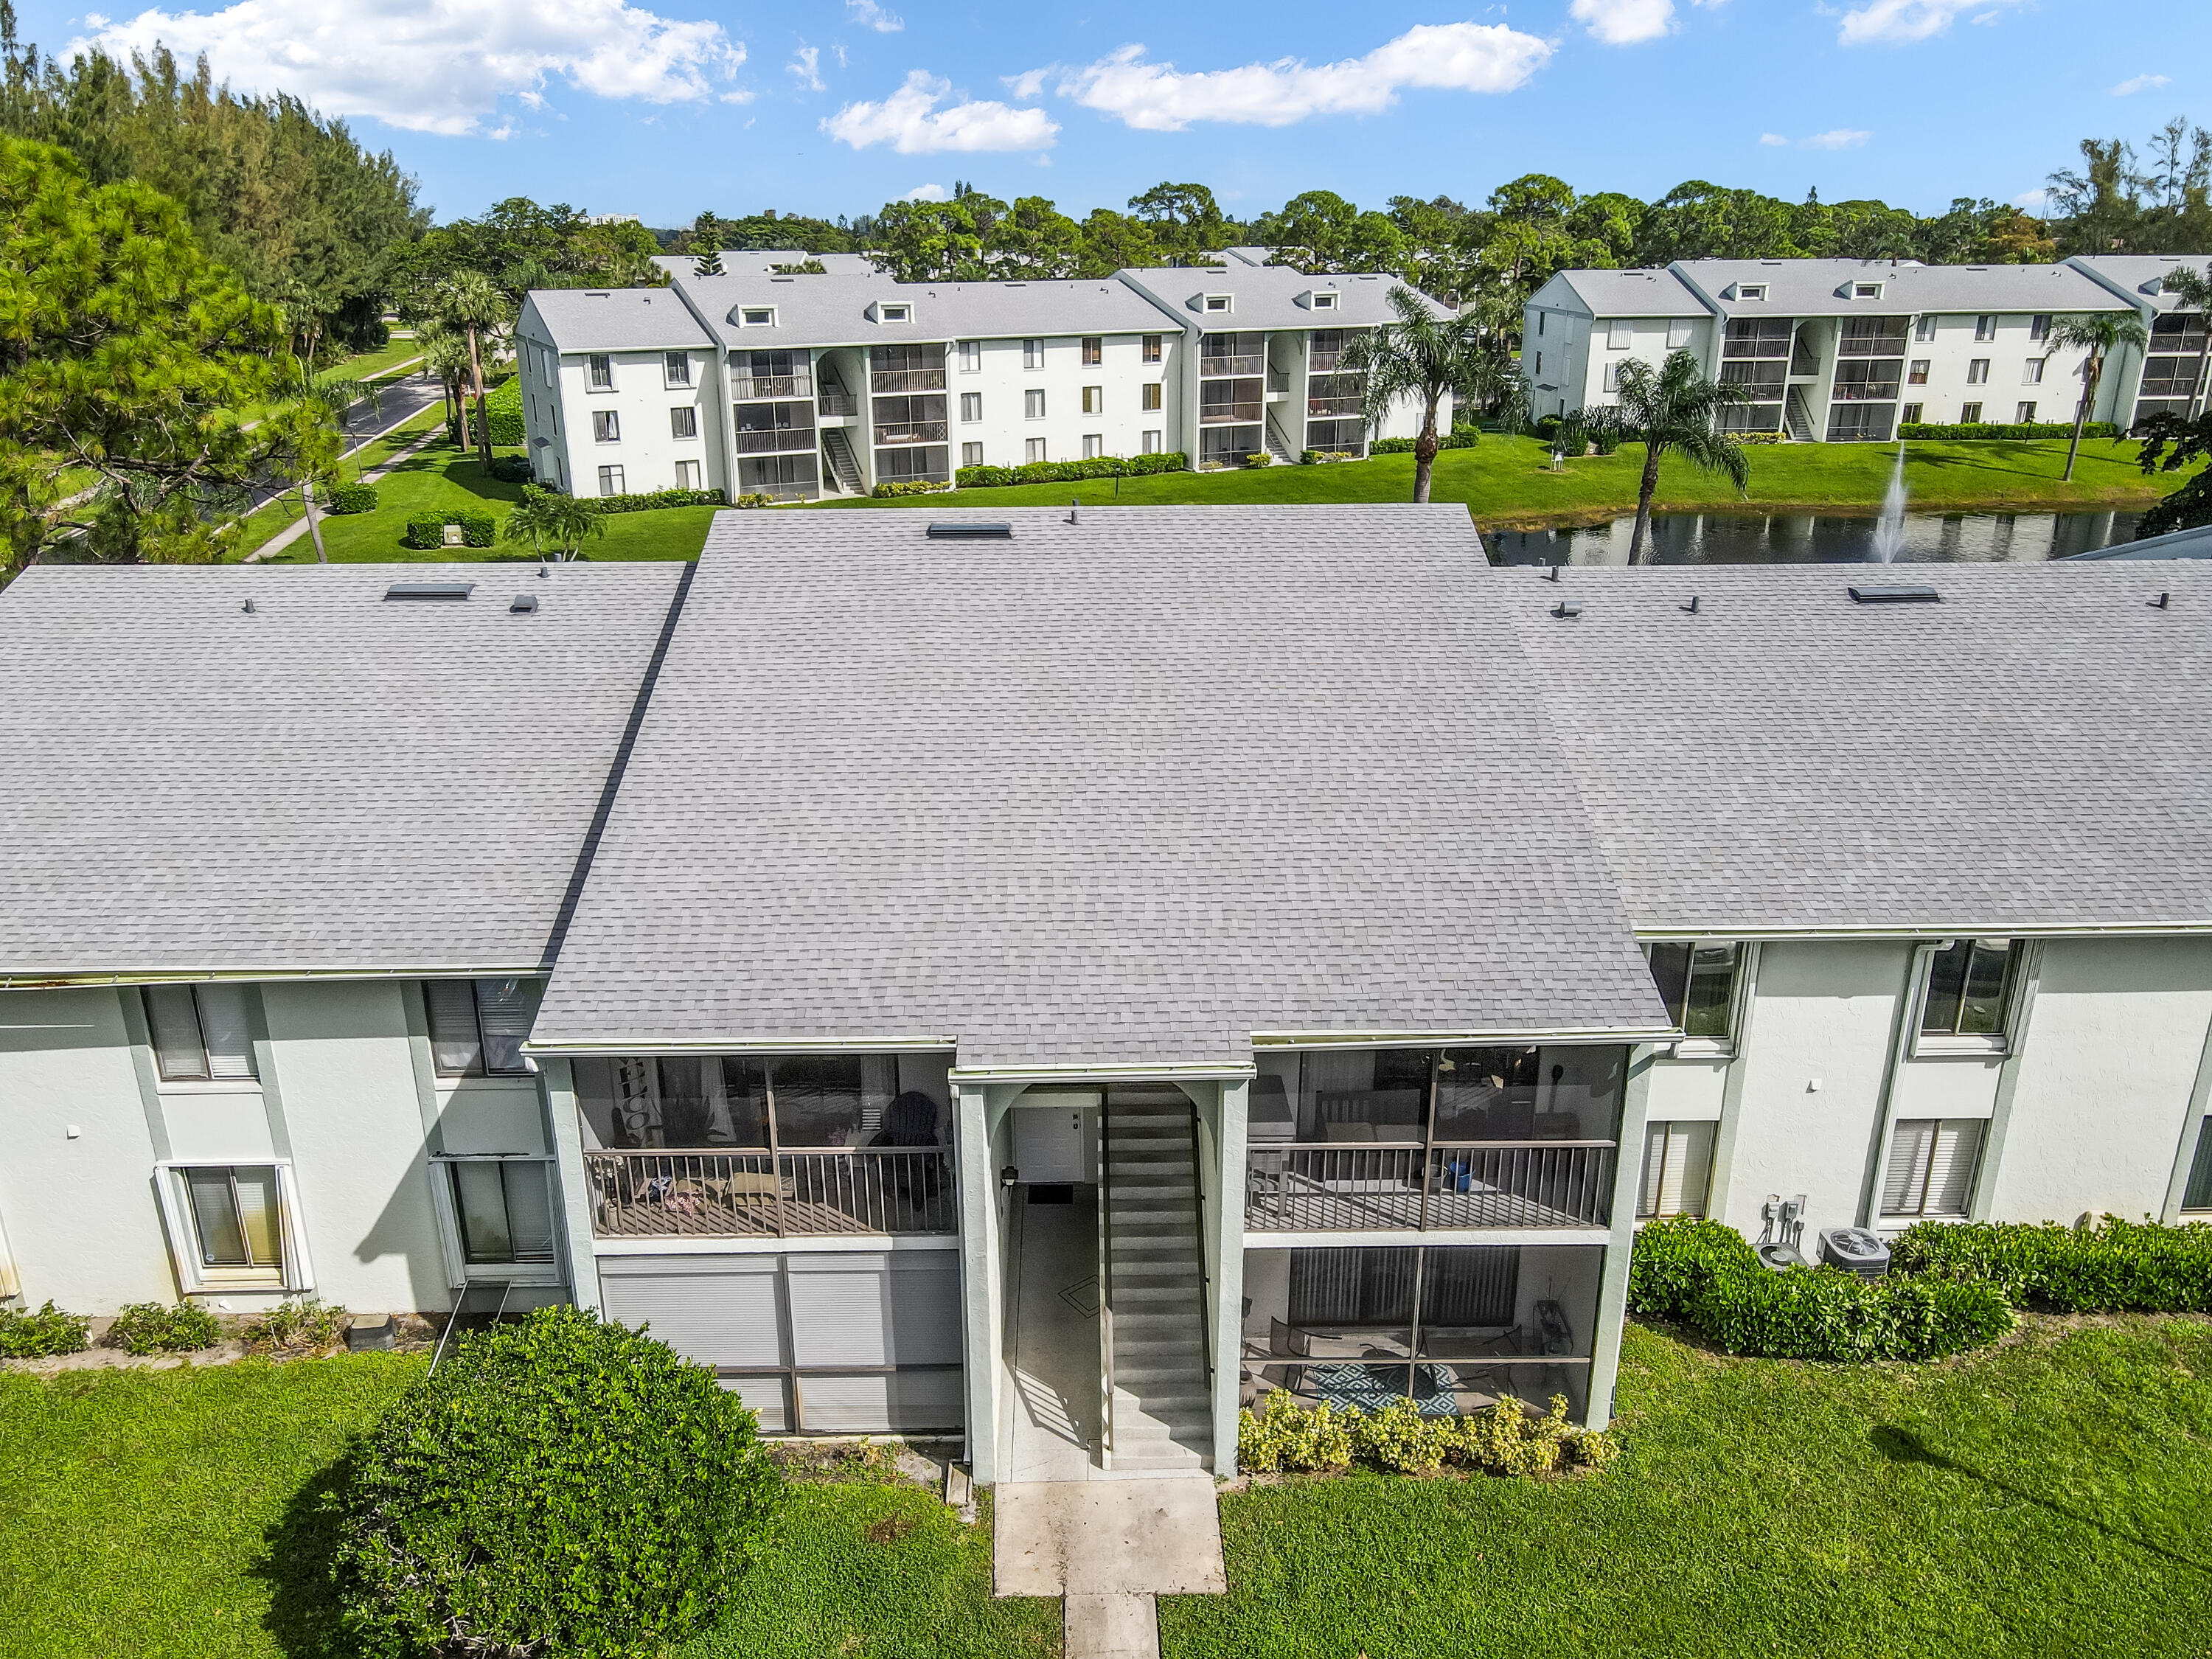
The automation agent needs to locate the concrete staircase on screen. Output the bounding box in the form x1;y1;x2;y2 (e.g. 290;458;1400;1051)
1102;1091;1213;1472
1264;420;1299;465
821;428;865;495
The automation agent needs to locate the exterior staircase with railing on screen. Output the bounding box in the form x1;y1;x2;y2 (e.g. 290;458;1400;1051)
1100;1091;1213;1472
1784;385;1818;443
821;427;865;495
1264;420;1299;466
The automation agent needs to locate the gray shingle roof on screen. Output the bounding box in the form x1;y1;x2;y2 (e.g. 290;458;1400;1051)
521;288;714;354
1117;264;1448;330
2071;254;2211;313
669;272;1175;349
1503;562;2212;935
0;563;687;979
1673;258;2127;319
532;507;1669;1068
1541;268;1711;319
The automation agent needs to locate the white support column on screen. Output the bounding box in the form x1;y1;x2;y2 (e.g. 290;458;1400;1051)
1208;1077;1249;1474
956;1079;1007;1484
1584;1043;1655;1431
540;1057;600;1312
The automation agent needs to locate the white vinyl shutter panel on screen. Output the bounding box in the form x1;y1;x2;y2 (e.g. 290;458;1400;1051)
423;980;482;1074
599;1259;785;1368
473;978;535;1074
1883;1120;1935;1215
1640;1122;1714;1218
1925;1121;1983;1217
193;984;258;1080
143;986;209;1079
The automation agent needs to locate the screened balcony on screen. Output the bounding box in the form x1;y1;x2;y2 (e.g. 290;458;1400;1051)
573;1054;955;1238
1244;1045;1623;1234
869;341;946;394
1201;378;1263;424
731;371;813;400
1837;317;1911;357
734;400;815;453
1200;330;1265;377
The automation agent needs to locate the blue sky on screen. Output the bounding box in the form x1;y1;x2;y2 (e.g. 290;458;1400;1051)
23;0;2210;226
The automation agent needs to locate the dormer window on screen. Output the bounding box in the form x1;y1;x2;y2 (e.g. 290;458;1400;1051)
1312;291;1338;310
740;307;776;327
1739;285;1767;301
881;303;911;323
1854;282;1883;299
1203;294;1233;313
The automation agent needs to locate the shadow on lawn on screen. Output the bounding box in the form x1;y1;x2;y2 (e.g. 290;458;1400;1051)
249;1450;364;1658
1870;1425;2209;1573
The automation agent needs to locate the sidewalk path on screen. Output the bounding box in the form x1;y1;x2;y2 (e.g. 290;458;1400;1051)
243;417;445;564
993;1477;1226;1659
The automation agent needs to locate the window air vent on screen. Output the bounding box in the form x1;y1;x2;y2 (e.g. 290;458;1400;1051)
1553;598;1583;619
384;582;475;601
927;522;1012;540
1848;585;1940;604
510;593;540;613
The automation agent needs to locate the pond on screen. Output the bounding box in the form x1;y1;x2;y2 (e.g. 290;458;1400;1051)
1484;508;2146;567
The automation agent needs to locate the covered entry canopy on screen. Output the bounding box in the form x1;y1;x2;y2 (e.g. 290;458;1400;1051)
529;506;1674;1068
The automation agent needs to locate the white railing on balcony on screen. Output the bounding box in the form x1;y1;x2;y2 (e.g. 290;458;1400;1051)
731;372;812;400
872;368;946;393
737;427;816;453
818;392;859;417
1306;395;1363;419
873;422;947;446
1200;355;1264;377
1243;1141;1614;1232
1201;400;1264;425
584;1148;955;1238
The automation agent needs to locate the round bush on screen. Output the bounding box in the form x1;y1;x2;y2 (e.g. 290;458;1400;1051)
332;1305;780;1658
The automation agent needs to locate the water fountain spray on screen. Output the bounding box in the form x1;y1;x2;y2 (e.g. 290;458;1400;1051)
1871;442;1909;563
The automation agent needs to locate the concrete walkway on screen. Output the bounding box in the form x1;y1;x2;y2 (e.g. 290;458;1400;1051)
244;417;443;563
994;1476;1225;1659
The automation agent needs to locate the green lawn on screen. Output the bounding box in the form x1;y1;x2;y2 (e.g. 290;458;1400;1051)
1164;1318;2212;1657
831;434;2174;529
320;338;425;385
5;1318;2208;1657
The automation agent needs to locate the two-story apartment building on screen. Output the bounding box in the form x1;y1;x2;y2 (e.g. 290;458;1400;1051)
4;510;2210;1486
1526;254;2211;440
515;257;1443;501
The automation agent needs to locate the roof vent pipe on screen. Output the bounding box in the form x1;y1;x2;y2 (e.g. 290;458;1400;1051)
242;597;256;613
2154;591;2171;609
1066;498;1079;525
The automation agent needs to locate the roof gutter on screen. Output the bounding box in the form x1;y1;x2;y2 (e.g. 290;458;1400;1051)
2;965;545;991
522;1036;961;1057
1251;1023;1680;1048
1633;921;2212;942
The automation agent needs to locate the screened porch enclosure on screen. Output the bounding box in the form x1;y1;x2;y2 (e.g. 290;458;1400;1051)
574;1053;955;1237
1244;1045;1624;1232
1242;1244;1600;1419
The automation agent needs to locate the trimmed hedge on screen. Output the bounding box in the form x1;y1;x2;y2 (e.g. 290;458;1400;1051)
403;512;496;549
487;455;535;484
324;482;378;514
1898;420;2121;441
482;377;524;446
592;486;723;514
1239;1391;1615;1478
1628;1217;2015;1363
1891;1217;2212;1313
1372;431;1478;454
953;452;1189;489
872;479;949;498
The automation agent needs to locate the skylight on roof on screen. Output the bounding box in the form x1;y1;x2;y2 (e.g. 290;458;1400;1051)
384;582;475;601
1848;584;1940;604
927;523;1012;540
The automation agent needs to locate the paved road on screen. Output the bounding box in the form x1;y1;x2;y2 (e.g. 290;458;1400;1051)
241;364;447;515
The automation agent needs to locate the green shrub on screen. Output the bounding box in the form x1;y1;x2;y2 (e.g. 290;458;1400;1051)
1370;431;1478;454
733;492;773;508
487;455;535;484
402;513;451;550
456;512;496;548
242;1297;352;1354
1891;1217;2212;1313
591;487;723;514
1628;1216;2014;1362
1237;1390;1614;1478
108;1301;225;1354
1897;420;2121;441
952;452;1188;490
1300;449;1321;465
872;479;948;497
332;1306;780;1659
481;377;524;446
1243;452;1272;467
324;482;378;514
0;1299;90;1357
1732;431;1788;444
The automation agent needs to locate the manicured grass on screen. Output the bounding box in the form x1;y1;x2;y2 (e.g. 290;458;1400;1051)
827;434;2176;529
1161;1318;2212;1657
320;338;425;385
4;1320;2208;1656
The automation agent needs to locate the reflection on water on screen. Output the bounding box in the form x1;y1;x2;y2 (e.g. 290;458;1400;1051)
1486;509;2145;567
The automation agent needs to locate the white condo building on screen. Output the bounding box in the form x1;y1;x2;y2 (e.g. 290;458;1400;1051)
1525;254;2212;442
512;248;1441;501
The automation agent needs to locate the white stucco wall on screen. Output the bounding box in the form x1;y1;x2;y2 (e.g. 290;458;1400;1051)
1987;936;2212;1224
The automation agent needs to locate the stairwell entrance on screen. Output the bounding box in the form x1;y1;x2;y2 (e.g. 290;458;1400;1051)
1001;1084;1215;1481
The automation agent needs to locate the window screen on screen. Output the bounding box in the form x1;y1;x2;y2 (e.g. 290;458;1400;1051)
185;1166;283;1269
450;1161;557;1263
425;979;535;1077
1882;1119;1984;1217
1921;939;2020;1037
1639;1121;1714;1218
144;985;257;1081
1646;943;1740;1039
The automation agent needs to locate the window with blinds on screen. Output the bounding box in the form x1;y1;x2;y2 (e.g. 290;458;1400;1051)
143;985;258;1082
184;1166;284;1270
1638;1121;1714;1219
1646;942;1741;1040
424;978;535;1077
1882;1119;1985;1217
446;1160;557;1263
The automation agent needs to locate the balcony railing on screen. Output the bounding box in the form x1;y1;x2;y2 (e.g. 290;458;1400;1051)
737;427;816;453
1306;394;1364;418
818;392;859;417
1830;379;1902;402
1837;335;1910;358
1243;1141;1614;1233
1200;354;1264;377
1201;400;1264;424
1309;349;1346;373
874;421;948;446
732;372;812;400
872;369;946;393
584;1148;955;1238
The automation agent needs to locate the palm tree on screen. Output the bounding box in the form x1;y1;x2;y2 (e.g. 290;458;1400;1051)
1597;352;1753;564
501;484;604;562
1338;287;1522;504
417;326;475;448
2154;261;2212;420
2045;311;2151;481
437;271;508;473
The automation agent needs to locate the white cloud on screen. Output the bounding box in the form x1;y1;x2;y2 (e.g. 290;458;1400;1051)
1804;128;1870;149
2013;188;2049;212
1570;0;1674;46
66;0;743;136
903;182;946;201
823;69;1057;152
1057;24;1551;132
2111;73;2171;97
1002;65;1050;99
1835;0;2024;44
788;44;823;91
846;0;902;32
1759;131;1787;145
